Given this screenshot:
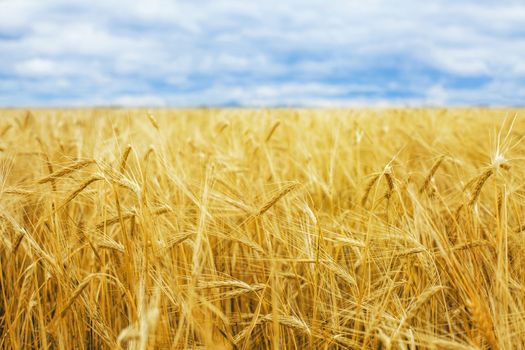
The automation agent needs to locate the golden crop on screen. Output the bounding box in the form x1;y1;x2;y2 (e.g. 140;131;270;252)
1;108;525;349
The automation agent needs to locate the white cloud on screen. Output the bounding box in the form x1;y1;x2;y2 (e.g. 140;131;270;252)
0;0;524;106
15;58;57;76
112;95;167;107
425;85;449;106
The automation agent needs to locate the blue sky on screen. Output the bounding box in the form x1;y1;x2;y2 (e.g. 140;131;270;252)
1;0;525;107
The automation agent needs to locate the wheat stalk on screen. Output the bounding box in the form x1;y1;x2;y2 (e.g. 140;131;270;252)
420;156;445;194
255;183;300;216
468;169;493;206
37;160;95;184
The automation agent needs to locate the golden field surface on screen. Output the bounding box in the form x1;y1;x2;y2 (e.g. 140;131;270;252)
1;108;525;349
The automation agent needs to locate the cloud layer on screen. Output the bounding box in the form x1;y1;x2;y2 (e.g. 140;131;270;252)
1;0;525;106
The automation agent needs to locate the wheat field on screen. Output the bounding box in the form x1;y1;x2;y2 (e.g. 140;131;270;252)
1;108;525;349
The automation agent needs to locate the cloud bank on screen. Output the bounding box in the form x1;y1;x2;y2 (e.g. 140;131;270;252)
1;0;524;106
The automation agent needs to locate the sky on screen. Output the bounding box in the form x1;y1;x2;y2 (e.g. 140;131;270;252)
1;0;525;107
